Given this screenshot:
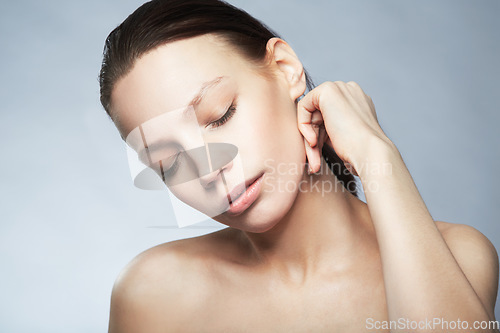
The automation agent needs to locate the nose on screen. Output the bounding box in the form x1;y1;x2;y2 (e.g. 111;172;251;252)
198;158;236;188
198;167;222;188
168;142;236;187
195;143;236;188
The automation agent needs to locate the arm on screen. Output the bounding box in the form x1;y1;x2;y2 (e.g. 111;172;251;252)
297;80;499;332
357;138;499;332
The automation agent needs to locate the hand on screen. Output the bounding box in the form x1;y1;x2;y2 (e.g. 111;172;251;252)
297;81;392;177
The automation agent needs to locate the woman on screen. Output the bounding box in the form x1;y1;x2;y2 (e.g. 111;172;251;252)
99;0;499;332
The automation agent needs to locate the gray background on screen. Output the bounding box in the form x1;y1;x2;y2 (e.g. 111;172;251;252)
0;0;498;331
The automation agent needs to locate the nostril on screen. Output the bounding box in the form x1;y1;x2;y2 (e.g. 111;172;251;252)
199;168;221;188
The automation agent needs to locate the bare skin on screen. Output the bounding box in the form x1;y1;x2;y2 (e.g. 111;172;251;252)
110;165;391;332
108;35;499;332
108;160;498;332
108;195;497;332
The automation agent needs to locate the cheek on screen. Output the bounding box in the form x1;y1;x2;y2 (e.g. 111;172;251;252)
231;78;306;180
262;100;306;167
253;103;308;199
243;92;305;168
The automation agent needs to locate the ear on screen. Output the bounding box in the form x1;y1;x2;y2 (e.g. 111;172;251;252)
266;37;307;101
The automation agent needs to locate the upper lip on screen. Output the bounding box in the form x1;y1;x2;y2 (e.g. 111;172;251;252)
226;172;263;204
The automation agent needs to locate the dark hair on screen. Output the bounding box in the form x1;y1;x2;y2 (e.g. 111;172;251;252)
99;0;359;197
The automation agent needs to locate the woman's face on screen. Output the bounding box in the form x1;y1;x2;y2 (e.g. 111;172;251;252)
111;34;307;233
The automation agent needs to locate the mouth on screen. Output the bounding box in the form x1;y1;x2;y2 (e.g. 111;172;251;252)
225;172;265;216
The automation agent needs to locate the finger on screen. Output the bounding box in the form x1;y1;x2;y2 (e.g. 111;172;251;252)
311;110;323;126
303;137;313;173
366;95;378;121
310;125;322;173
297;109;317;147
304;137;322;174
310;144;322;174
346;81;367;97
346;81;360;89
311;124;320;143
297;88;323;147
347;81;372;107
307;111;323;150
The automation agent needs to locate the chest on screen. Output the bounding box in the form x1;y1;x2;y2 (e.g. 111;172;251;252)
189;272;390;332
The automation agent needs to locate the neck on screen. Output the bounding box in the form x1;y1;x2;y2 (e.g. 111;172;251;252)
237;159;376;284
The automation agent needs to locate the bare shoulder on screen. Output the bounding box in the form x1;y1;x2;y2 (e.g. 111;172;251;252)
435;221;498;261
108;228;234;333
435;220;499;317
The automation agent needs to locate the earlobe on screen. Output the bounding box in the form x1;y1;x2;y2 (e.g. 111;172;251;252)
266;37;307;100
290;71;306;101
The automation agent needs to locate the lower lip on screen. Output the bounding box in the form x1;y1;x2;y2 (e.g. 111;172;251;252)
227;173;264;216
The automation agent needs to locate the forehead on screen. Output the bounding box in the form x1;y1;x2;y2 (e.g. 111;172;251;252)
111;34;249;138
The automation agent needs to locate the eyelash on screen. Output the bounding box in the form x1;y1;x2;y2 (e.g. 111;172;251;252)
160;152;181;179
161;102;237;178
207;101;237;129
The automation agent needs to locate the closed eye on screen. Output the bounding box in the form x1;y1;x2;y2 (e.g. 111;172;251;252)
206;101;237;129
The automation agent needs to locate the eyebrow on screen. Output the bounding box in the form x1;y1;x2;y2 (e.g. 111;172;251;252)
133;75;227;165
182;75;227;117
135;76;228;160
122;76;228;141
121;75;227;141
